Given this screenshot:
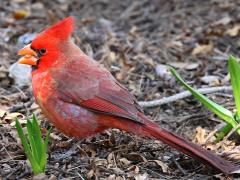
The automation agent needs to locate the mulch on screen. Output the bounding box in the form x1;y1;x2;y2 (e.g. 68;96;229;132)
1;0;240;179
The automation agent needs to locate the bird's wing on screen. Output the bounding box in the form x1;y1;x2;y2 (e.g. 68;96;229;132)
52;59;144;124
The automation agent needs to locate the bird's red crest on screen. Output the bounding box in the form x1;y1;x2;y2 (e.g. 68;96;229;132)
37;16;74;41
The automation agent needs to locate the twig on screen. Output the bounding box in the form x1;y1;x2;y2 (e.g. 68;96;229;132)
220;123;240;148
138;86;232;108
172;156;187;175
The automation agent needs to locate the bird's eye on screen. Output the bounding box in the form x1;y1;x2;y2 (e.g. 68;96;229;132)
39;48;46;55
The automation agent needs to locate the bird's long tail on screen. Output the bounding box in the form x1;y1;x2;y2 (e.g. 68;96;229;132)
128;114;239;174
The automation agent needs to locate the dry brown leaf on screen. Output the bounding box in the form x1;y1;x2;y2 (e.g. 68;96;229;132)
134;173;148;180
5;112;25;122
119;158;131;166
169;62;199;70
8;113;26;126
0;109;7;120
109;167;124;174
169;62;188;69
107;174;124;180
192;43;213;55
127;153;147;162
185;63;199;70
93;158;107;167
87;169;95;179
194;127;206;145
13;10;29;20
148;160;169;173
201;75;221;86
88;147;97;157
166;40;183;48
107;174;116;180
107;152;116;165
10;119;27;127
144;57;155;66
127;165;140;174
56;141;70;148
50;132;62;141
213;16;231;26
226;24;240;37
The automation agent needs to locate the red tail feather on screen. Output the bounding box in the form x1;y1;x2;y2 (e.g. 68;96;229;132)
139;115;238;174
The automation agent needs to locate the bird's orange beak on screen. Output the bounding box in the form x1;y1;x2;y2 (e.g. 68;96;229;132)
18;44;38;65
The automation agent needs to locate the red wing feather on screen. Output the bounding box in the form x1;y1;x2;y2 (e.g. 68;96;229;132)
52;59;143;124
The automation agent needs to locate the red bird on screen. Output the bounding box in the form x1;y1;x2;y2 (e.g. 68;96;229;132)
18;17;238;174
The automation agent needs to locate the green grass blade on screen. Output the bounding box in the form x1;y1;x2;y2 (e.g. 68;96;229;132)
215;123;233;142
15;119;42;174
31;114;45;170
228;55;240;118
26;120;39;163
42;128;52;171
169;67;239;131
44;128;52;152
16;119;33;160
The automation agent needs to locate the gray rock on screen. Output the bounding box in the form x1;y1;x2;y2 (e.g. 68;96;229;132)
9;63;31;87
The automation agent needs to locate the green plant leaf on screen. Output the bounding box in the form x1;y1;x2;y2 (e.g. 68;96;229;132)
44;128;52;152
228;55;240;118
169;67;240;133
27;120;39;163
42;127;52;171
215;123;233;142
31;114;45;171
15;119;42;174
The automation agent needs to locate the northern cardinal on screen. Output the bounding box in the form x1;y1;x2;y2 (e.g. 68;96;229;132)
17;17;238;174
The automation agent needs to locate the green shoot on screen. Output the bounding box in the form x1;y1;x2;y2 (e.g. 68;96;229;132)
216;55;240;140
169;55;240;141
15;114;51;175
228;55;240;118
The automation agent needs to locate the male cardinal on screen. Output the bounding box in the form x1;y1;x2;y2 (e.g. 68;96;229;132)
17;17;238;174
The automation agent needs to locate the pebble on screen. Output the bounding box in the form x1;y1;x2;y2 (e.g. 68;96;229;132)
155;64;172;81
200;75;220;85
9;62;31;87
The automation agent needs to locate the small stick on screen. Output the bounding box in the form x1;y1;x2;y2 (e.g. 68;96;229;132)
138;86;232;108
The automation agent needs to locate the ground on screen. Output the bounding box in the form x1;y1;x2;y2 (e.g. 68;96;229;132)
1;0;240;179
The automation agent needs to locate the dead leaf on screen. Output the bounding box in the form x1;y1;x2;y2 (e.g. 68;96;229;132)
192;43;213;55
127;165;139;175
107;174;123;180
6;112;24;121
109;167;124;174
107;174;116;180
226;24;240;37
119;158;131;166
213;16;231;26
144;57;155;66
56;141;70;148
185;63;199;70
148;160;169;173
8;113;26;126
166;40;183;48
127;153;147;163
155;64;172;81
0;109;7;119
169;62;199;70
50;132;62;141
134;173;148;180
107;152;116;165
169;62;188;69
87;169;95;179
195;127;206;145
13;10;29;20
93;158;107;167
201;75;220;86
